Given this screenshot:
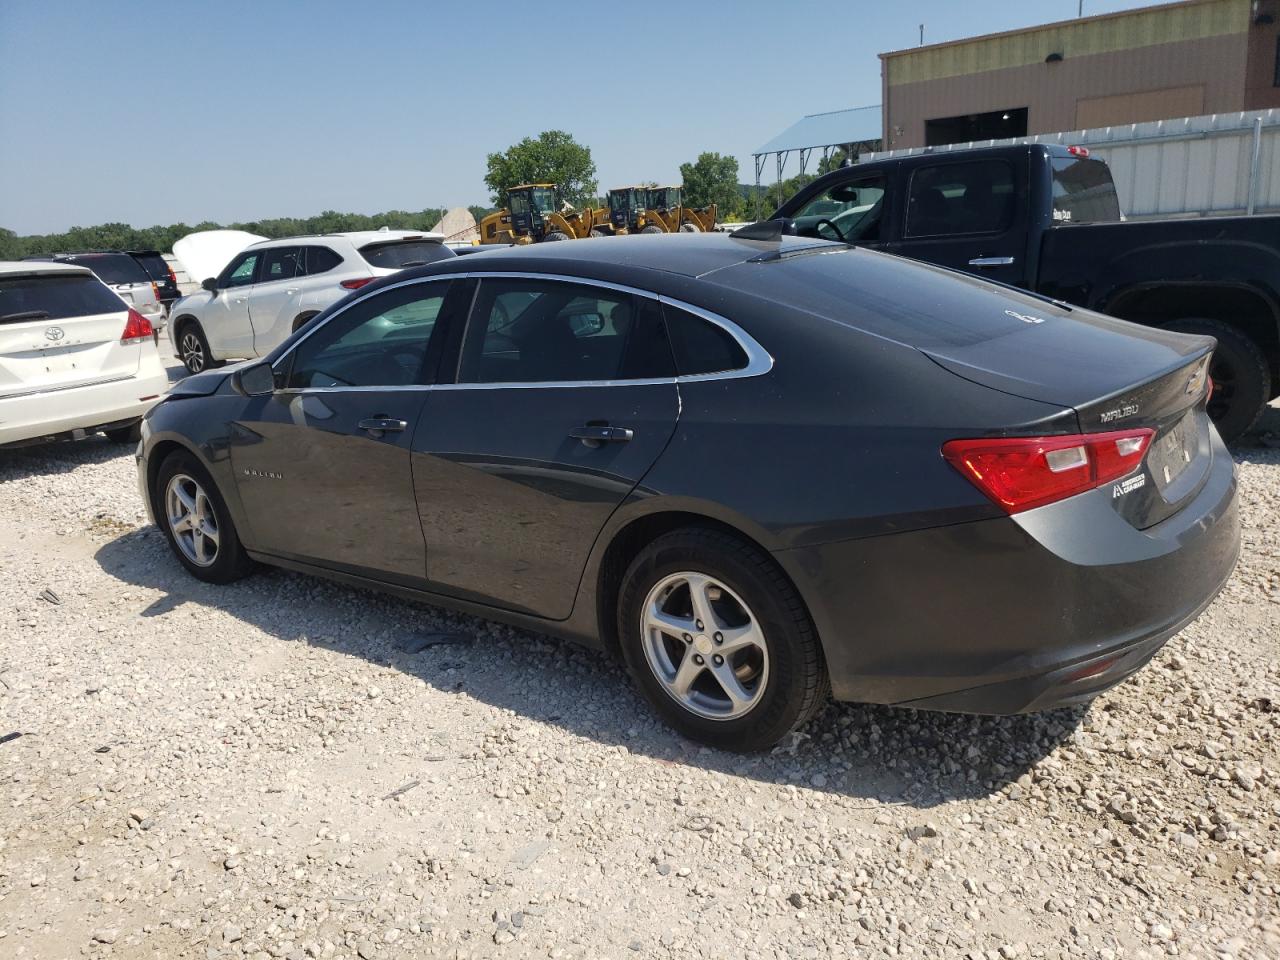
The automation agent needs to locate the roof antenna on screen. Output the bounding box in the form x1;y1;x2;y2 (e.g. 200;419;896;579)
919;23;924;45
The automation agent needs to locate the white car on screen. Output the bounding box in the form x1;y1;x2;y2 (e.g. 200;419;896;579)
167;230;454;374
0;261;169;446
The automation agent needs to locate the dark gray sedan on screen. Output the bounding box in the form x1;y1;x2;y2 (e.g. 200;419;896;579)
137;234;1240;751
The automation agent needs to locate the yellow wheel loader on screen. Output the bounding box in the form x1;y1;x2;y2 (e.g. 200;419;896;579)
595;186;662;236
477;184;597;244
646;186;717;233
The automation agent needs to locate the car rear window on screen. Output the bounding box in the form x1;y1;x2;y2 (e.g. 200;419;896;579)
59;253;151;286
358;240;455;270
0;274;124;323
1051;157;1121;223
131;253;172;283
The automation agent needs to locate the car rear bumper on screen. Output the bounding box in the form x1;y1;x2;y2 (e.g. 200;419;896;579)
777;428;1240;713
0;360;169;447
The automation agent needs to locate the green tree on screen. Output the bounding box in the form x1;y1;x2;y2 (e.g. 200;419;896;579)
679;152;742;219
0;228;24;260
484;130;598;209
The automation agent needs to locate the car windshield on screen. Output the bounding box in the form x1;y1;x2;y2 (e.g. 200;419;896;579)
359;240;455;269
1051;157;1121;223
59;253;150;285
0;274;123;322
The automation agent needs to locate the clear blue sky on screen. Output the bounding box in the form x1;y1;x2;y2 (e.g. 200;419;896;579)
0;0;1158;234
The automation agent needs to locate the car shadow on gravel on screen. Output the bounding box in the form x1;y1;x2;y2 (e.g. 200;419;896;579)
95;527;1088;810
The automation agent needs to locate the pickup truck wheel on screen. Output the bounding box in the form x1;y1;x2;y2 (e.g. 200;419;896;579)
1166;318;1270;443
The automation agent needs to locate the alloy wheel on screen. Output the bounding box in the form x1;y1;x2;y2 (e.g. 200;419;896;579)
640;572;769;720
180;331;205;372
165;473;220;567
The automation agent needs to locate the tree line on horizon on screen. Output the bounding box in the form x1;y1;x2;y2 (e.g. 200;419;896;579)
2;130;855;259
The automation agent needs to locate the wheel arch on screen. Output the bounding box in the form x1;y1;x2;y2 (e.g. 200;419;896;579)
589;505;818;664
1104;281;1280;394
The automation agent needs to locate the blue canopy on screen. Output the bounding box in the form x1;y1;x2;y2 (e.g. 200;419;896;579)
754;105;882;156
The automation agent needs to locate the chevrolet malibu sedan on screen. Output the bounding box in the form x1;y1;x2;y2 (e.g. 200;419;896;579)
136;233;1239;751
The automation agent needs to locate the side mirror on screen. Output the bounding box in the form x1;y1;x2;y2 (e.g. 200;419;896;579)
233;360;276;397
201;277;218;293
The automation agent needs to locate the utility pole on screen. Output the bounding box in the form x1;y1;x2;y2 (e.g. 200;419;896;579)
1078;1;1084;16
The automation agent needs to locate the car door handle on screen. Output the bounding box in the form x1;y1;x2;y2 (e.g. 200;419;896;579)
968;256;1016;267
569;424;634;446
357;417;408;437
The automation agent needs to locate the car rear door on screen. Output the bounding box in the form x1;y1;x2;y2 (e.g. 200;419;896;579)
887;155;1029;286
247;245;302;355
411;275;680;620
230;278;463;585
0;270;137;397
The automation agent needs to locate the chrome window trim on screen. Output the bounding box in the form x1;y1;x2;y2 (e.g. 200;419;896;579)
272;270;773;391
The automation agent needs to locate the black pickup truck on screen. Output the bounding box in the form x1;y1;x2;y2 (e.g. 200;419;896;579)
771;143;1280;441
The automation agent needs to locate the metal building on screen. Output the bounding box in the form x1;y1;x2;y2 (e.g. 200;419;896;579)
880;0;1280;150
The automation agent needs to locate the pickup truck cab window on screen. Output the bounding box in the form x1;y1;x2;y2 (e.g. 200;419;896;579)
905;159;1014;238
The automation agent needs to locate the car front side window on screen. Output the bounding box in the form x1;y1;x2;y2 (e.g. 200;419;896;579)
457;279;674;385
791;177;886;243
221;253;260;289
283;282;450;389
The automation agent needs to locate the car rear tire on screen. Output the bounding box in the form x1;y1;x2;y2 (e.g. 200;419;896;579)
617;528;828;752
1166;318;1270;444
292;312;319;333
154;451;254;584
176;320;223;376
103;422;141;444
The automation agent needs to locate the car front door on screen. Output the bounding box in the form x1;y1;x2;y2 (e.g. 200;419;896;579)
204;251;262;358
411;276;680;620
887;156;1027;286
230;278;461;586
247;245;302;355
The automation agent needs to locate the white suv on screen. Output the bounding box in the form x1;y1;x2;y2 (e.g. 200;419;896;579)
167;230;454;374
0;261;169;446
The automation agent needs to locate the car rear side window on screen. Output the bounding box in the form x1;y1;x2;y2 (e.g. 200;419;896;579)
260;246;302;282
0;274;124;322
359;240;455;270
904;159;1014;238
301;246;343;275
284;282;450;389
661;303;748;376
458;279;674;384
60;253;150;286
1050;157;1121;223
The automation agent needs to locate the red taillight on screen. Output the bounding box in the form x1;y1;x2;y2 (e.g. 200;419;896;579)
121;308;154;344
1067;145;1090;158
166;265;177;285
942;429;1154;513
340;277;376;290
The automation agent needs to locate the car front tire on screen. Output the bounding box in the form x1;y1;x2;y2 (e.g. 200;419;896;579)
153;451;254;584
617;528;828;752
176;320;223;376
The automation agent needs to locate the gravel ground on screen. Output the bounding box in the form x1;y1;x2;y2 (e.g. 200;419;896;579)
1;380;1278;959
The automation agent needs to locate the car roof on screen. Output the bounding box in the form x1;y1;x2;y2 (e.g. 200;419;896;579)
0;260;95;278
421;233;833;281
247;229;445;250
